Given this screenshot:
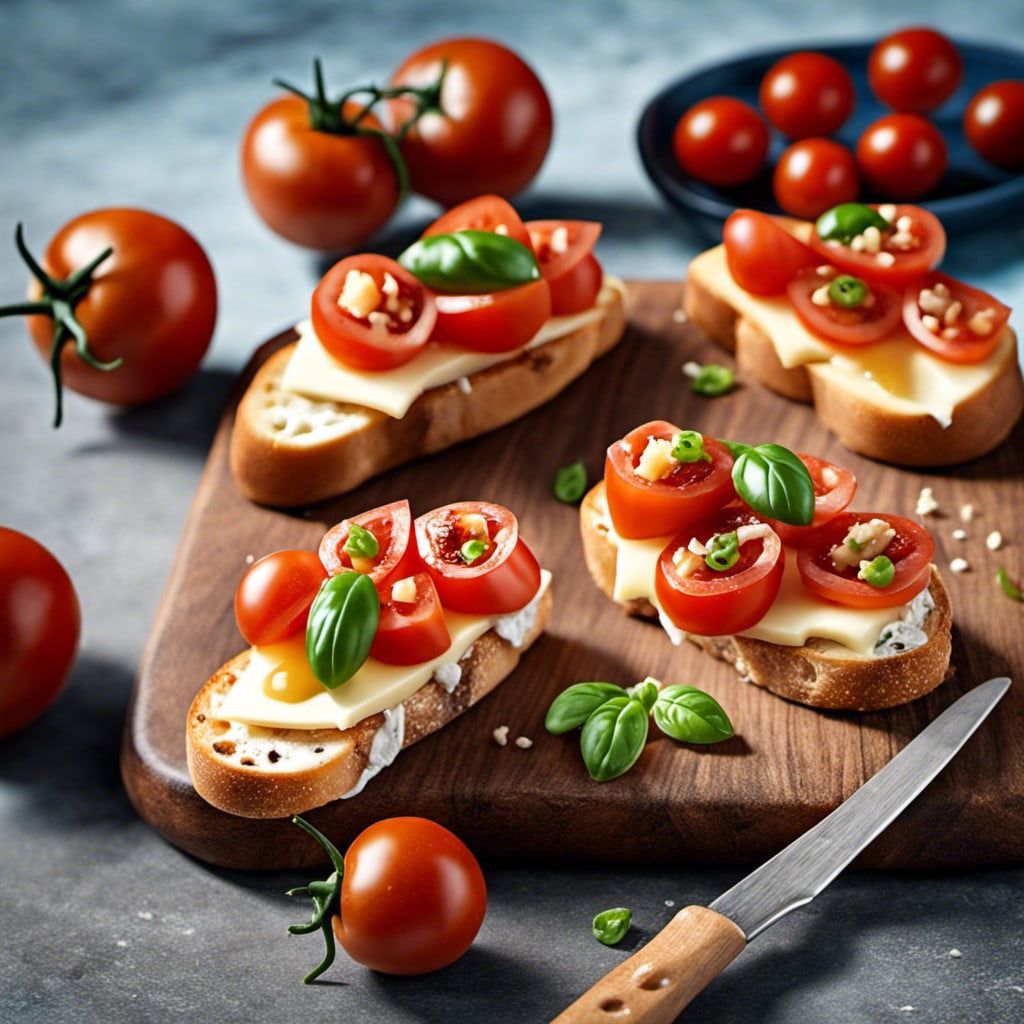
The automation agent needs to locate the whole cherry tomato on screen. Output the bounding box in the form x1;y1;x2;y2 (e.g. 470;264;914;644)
0;528;80;737
868;27;963;113
672;96;770;187
290;816;487;979
722;209;819;296
856;113;947;199
759;51;855;138
241;63;400;250
773;138;859;219
390;38;553;207
234;549;327;647
3;209;217;426
964;80;1024;170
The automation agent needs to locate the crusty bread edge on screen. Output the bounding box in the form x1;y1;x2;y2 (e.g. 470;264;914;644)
580;481;953;711
186;586;552;819
683;269;1024;467
230;285;627;507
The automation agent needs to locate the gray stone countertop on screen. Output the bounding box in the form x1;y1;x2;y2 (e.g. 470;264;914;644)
1;1;1022;1021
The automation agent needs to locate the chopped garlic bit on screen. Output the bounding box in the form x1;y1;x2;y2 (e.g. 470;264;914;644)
514;736;533;749
831;519;895;571
915;487;939;517
967;309;995;336
390;576;418;604
682;360;701;379
960;503;975;523
549;226;569;254
952;528;967;541
949;948;963;959
338;269;382;319
462;513;489;543
949;557;970;573
635;437;678;482
986;531;1003;551
811;284;832;307
492;725;509;747
672;307;689;324
878;204;898;223
672;546;704;578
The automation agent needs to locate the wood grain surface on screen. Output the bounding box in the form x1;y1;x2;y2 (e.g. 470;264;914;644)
120;281;1024;870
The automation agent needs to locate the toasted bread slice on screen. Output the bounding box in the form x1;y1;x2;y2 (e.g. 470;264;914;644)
230;283;627;507
186;585;552;819
580;482;953;711
684;253;1024;466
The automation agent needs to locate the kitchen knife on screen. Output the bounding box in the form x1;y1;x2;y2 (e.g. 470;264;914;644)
551;676;1010;1024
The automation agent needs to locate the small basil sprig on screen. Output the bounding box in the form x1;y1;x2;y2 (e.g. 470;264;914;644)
723;440;814;527
305;571;380;689
546;677;733;782
592;907;632;946
398;229;541;294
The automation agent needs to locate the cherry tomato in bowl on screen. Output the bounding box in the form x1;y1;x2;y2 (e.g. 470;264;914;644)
964;80;1024;170
773;138;859;220
672;96;770;187
856;113;947;200
390;38;553;207
4;209;217;426
0;528;80;737
759;51;855;139
867;27;963;113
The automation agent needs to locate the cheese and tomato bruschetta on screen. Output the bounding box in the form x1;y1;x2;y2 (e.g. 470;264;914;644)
580;420;952;710
187;498;551;818
684;203;1023;466
230;195;627;507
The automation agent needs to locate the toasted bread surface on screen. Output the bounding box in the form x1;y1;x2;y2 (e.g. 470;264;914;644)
579;481;953;711
230;285;626;507
186;587;552;818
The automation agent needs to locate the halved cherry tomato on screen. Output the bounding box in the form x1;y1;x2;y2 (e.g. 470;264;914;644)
432;278;551;353
604;421;735;540
311;254;436;371
234;549;327;646
526;220;604;315
764;454;857;545
319;500;422;587
423;194;532;250
415;501;541;614
797;512;934;609
903;271;1011;364
856;113;947;200
655;508;784;635
370;573;451;666
787;266;902;345
722;209;819;296
809;203;946;288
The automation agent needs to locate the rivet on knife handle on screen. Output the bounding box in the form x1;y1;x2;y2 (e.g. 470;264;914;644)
549;906;745;1024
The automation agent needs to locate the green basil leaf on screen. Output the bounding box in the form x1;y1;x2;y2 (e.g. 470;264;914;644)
398;230;541;294
815;202;890;244
592;907;632;946
553;459;588;504
305;572;380;689
626;677;660;712
545;682;628;734
580;696;649;781
652;685;734;744
732;442;814;525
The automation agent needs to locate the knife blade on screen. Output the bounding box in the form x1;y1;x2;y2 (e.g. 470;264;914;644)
551;676;1010;1024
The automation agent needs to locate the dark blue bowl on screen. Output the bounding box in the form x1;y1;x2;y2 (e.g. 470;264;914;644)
637;38;1024;237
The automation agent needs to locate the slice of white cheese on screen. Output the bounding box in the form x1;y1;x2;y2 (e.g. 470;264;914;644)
688;244;1015;428
281;278;625;419
217;570;551;731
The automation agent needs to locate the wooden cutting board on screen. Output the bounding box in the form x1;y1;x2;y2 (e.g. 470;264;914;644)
121;281;1024;871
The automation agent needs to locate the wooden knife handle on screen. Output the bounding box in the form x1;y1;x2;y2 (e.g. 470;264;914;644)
550;905;746;1024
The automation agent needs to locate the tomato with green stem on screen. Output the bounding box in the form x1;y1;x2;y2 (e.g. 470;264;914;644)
0;210;217;426
0;528;80;737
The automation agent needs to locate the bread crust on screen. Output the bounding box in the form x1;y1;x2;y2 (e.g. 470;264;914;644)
186;587;552;819
230;285;627;507
580;481;953;711
684;267;1024;466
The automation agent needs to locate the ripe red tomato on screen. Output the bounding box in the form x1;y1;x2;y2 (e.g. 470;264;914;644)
764;454;857;545
964;80;1024;170
787;266;902;345
526;220;604;315
773;138;859;219
311;254;436;371
19;209;216;421
856;113;947;199
370;573;451;665
390;38;553;207
868;27;963;112
432;279;551;353
722;209;819;296
234;549;326;647
759;51;855;138
415;501;541;614
0;528;80;736
604;422;735;540
241;93;399;250
672;96;770;187
797;512;934;609
655;508;784;635
903;271;1011;364
319;500;423;587
330;817;487;974
423;194;532;249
